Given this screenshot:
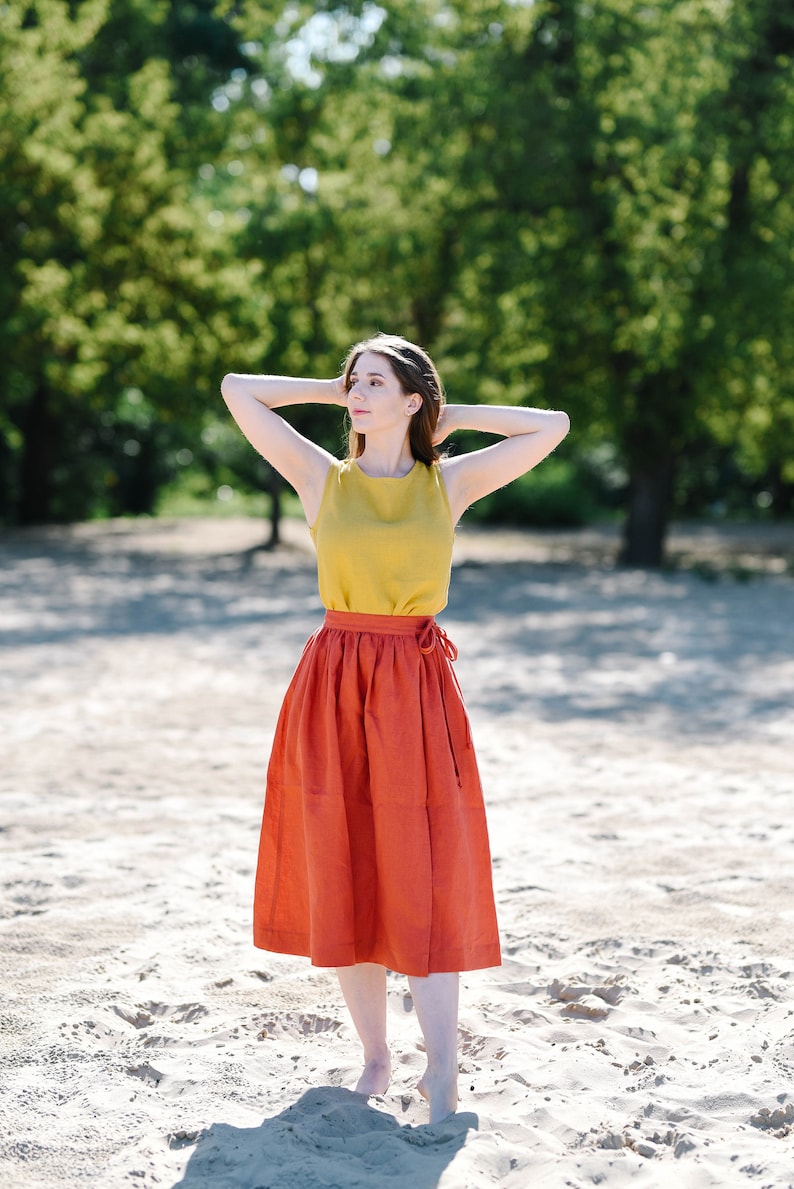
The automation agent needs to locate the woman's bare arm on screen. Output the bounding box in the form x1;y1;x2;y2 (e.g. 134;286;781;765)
436;404;571;524
220;373;346;523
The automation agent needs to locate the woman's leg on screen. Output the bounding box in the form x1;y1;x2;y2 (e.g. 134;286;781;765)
336;963;391;1095
407;971;459;1123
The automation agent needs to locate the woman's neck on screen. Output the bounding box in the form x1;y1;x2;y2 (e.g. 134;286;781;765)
356;436;415;478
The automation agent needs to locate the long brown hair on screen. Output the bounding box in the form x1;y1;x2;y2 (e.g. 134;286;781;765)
342;333;445;465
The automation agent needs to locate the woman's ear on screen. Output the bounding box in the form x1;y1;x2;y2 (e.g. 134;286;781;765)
404;393;422;416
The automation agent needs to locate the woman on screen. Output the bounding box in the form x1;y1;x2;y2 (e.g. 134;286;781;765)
221;334;569;1123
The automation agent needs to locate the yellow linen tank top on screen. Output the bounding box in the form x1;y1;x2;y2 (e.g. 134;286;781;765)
310;459;454;615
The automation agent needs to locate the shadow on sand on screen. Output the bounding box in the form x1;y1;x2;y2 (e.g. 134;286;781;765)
171;1087;477;1189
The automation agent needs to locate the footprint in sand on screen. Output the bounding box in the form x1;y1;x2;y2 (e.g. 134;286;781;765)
4;878;53;916
749;1104;794;1136
561;1001;609;1021
112;1002;209;1028
548;975;627;1019
125;1062;194;1100
257;1012;343;1040
127;1061;163;1087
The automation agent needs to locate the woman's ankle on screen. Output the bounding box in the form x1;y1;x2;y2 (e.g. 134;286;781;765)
417;1060;458;1122
355;1048;392;1096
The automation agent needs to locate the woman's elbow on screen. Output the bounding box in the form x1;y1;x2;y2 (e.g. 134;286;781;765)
220;373;241;403
553;410;571;442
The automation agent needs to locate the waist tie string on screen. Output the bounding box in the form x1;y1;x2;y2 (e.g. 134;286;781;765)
418;621;458;662
417;621;465;787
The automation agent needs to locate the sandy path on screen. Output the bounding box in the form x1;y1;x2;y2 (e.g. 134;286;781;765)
1;518;793;1188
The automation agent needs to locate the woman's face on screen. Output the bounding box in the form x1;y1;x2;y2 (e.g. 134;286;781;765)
347;352;419;435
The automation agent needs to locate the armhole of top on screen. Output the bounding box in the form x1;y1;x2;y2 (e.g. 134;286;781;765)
308;457;342;537
436;460;457;532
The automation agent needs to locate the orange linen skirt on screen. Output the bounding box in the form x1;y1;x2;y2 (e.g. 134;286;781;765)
253;610;501;977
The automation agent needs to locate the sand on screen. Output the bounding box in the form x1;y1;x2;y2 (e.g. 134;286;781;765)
1;515;793;1188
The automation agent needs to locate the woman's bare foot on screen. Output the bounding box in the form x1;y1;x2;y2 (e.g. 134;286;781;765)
355;1051;392;1097
417;1063;458;1123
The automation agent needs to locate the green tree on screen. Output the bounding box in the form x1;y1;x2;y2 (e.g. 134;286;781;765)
0;0;256;523
565;0;794;562
229;0;794;561
5;0;791;557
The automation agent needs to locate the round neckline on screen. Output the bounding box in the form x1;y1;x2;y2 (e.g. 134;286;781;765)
353;459;418;481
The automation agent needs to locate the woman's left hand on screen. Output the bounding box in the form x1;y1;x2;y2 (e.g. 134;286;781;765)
431;404;458;446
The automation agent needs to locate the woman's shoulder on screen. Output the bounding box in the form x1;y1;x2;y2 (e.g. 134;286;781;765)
320;457;355;498
318;457;348;482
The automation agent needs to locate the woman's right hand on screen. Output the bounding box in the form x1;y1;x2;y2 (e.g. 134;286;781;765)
331;375;349;406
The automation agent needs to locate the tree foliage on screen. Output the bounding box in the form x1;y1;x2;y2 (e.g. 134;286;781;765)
1;0;792;561
0;0;255;522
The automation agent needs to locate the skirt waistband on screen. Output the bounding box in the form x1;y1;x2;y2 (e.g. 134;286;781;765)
322;610;458;661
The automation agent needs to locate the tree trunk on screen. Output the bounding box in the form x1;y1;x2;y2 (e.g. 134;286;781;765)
619;454;676;567
17;385;56;525
767;463;794;519
266;468;282;549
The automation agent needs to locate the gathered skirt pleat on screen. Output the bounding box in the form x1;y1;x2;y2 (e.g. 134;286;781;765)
253;610;501;977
